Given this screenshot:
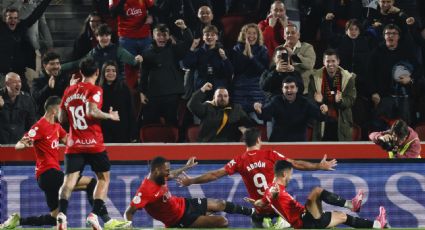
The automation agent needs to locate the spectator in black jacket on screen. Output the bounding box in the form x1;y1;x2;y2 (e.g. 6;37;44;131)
0;73;36;144
138;22;192;126
182;25;233;99
72;12;103;60
99;61;136;143
31;52;69;116
254;76;328;142
368;24;423;126
0;0;52;92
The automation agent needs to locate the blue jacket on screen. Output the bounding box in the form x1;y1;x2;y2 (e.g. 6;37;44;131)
182;44;234;91
231;42;269;112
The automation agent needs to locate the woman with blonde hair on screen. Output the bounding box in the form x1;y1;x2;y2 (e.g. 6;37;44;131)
231;23;269;122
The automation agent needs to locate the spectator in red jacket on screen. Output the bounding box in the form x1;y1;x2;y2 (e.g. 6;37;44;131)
258;1;291;59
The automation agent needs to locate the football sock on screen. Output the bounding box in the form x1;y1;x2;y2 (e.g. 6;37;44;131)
93;199;111;223
345;214;374;228
20;214;56;226
58;199;69;215
224;201;254;216
320;189;346;207
86;178;97;207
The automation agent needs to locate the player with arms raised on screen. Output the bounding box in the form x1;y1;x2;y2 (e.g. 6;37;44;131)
178;127;341;227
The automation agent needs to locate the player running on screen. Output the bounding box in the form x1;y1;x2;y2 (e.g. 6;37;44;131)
56;58;130;230
246;160;388;229
177;127;337;227
124;156;255;228
0;96;96;229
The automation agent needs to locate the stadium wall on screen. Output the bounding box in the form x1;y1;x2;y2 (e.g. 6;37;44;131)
1;143;424;228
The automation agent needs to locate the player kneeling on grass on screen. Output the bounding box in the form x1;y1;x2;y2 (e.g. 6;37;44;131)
246;160;389;229
0;96;97;229
124;156;255;228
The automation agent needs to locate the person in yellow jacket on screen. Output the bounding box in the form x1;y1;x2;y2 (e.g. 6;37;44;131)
369;119;422;158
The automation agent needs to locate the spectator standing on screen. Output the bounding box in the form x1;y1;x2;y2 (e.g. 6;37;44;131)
0;73;36;144
182;25;233;99
72;12;102;60
187;82;254;142
309;49;356;141
368;24;422;126
0;0;52;92
109;0;155;89
282;23;316;94
138;22;192;126
365;0;414;41
67;24;143;79
258;1;290;59
99;61;136;143
231;23;269;119
254;76;328;142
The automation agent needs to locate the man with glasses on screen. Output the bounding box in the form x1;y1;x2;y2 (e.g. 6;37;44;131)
367;24;422;126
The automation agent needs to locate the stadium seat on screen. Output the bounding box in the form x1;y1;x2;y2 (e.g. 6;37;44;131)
140;124;179;143
352;124;362;141
256;124;268;141
414;123;425;141
186;124;200;143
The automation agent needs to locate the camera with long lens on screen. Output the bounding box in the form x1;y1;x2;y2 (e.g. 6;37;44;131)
376;138;397;151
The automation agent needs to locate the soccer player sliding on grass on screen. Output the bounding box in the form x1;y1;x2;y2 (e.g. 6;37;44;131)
124;156;254;228
177;127;337;228
245;160;389;229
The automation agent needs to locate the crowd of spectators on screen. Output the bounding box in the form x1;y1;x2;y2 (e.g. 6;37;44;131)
1;0;425;145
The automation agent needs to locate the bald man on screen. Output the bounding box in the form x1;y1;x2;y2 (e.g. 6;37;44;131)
0;72;36;144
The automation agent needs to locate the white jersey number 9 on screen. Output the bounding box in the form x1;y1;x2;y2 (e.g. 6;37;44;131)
253;173;268;195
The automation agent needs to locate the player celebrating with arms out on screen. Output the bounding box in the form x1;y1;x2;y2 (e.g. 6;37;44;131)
56;58;130;230
177;127;339;228
246;160;388;229
1;96;96;229
124;156;255;228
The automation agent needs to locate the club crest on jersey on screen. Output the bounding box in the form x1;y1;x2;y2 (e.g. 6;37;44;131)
93;91;101;103
132;192;142;204
28;127;38;138
246;160;266;172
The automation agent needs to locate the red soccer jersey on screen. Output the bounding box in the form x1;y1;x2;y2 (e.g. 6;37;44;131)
60;82;105;154
224;149;287;214
25;117;67;179
109;0;154;38
130;178;186;227
263;183;305;229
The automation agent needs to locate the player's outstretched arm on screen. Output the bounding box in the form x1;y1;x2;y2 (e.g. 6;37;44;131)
287;154;337;171
244;197;267;208
176;167;228;186
15;136;33;150
169;157;198;180
88;103;120;121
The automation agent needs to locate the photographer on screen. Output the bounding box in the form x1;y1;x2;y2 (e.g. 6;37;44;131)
369;119;421;158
